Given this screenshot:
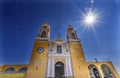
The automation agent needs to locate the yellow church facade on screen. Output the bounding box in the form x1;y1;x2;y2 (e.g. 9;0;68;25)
0;23;120;78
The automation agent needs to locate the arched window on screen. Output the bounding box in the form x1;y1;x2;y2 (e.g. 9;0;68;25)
57;46;62;54
68;28;73;31
44;26;47;29
71;33;76;39
88;64;101;78
41;31;46;38
42;26;47;29
67;35;69;39
4;67;15;72
18;68;27;72
101;64;114;78
55;61;65;78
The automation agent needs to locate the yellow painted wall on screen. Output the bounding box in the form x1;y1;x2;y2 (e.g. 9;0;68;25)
70;41;90;78
0;73;26;78
0;65;28;72
0;66;3;72
87;62;120;78
109;62;120;78
0;65;27;78
0;40;119;78
69;41;120;78
26;40;48;78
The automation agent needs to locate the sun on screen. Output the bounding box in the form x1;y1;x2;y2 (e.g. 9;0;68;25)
84;11;96;24
81;10;99;28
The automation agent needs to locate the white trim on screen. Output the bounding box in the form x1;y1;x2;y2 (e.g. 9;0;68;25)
69;58;73;76
52;57;54;77
47;41;74;77
48;54;70;57
66;58;69;76
47;58;50;77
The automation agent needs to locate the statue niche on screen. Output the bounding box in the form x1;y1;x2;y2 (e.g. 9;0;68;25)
41;31;47;38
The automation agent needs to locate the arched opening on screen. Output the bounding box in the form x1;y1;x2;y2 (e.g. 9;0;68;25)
68;28;73;31
67;35;69;40
88;64;101;78
18;68;27;72
101;64;114;78
71;33;76;39
55;61;65;78
4;67;15;72
41;31;46;38
44;26;47;29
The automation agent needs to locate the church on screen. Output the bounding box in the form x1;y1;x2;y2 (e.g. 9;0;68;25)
0;23;120;78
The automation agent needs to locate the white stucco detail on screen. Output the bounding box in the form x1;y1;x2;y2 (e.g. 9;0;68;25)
46;58;50;77
69;57;73;76
66;58;69;76
46;41;73;77
52;57;54;77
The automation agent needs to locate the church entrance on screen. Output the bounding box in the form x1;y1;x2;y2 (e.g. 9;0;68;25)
55;61;65;78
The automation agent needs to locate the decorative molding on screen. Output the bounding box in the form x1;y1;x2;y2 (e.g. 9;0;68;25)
46;41;73;78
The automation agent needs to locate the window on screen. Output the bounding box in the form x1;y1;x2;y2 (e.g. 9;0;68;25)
41;31;46;38
4;68;15;72
71;33;76;39
18;68;27;72
44;26;46;29
57;46;62;54
101;64;114;78
88;64;101;78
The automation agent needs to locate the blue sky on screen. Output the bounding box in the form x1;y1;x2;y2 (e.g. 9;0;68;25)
0;0;120;74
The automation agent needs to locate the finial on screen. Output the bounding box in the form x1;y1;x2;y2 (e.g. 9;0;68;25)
67;24;73;28
42;22;50;29
42;21;49;25
68;24;71;26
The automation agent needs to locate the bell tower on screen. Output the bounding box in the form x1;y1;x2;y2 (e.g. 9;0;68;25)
26;23;50;78
66;25;89;78
66;25;79;42
37;23;50;41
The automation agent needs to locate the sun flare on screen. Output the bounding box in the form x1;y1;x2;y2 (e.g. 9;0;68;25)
81;10;100;28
